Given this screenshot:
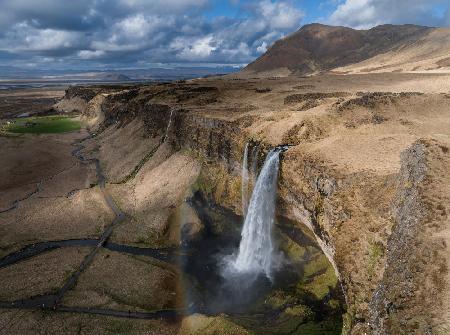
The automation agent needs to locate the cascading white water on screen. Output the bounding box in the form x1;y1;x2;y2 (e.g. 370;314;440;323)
163;109;174;142
241;143;250;215
231;148;281;280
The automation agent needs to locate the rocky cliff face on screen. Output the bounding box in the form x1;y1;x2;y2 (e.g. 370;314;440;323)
59;73;450;334
368;139;450;334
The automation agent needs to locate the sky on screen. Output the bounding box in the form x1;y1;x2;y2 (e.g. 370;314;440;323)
0;0;449;70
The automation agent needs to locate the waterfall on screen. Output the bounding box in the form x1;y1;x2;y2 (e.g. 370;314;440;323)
250;145;260;183
163;109;174;142
241;143;250;215
231;148;282;280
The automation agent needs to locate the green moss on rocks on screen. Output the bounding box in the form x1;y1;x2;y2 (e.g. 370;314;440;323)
278;232;307;260
367;240;385;277
294;317;343;335
341;310;355;335
265;290;297;309
297;254;339;300
192;164;242;212
270;305;315;334
180;314;253;335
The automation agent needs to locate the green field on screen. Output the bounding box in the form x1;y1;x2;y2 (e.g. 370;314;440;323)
4;116;81;134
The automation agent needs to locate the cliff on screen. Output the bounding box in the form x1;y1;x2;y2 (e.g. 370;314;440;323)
59;71;450;334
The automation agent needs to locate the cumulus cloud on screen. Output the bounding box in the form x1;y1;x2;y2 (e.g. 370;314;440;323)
259;0;304;30
171;35;217;61
0;22;84;54
0;0;100;31
329;0;448;29
77;50;105;59
1;0;445;69
0;0;305;67
200;0;303;63
256;41;268;53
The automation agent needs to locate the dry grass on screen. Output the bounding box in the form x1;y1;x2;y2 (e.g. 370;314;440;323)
62;249;180;312
0;187;113;255
0;309;178;335
0;247;91;300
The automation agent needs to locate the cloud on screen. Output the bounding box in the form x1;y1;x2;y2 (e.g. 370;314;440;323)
172;35;217;61
256;41;268;53
0;0;100;31
7;0;448;69
259;0;304;30
0;0;306;68
77;50;105;59
329;0;449;29
117;0;209;14
0;22;84;54
199;0;303;62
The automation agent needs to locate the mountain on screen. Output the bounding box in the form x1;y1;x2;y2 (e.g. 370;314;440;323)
242;23;450;76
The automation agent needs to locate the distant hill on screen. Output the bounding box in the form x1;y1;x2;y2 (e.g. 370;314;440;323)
242;23;450;76
69;72;131;81
0;67;239;81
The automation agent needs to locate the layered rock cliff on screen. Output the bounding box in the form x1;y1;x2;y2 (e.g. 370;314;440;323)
58;72;450;334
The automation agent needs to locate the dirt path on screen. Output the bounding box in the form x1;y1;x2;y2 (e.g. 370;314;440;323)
0;185;39;214
0;134;181;321
0;240;176;269
46;137;126;307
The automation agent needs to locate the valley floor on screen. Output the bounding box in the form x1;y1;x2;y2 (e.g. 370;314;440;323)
0;131;181;334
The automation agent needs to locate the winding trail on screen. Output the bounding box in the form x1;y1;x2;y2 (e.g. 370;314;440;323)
48;136;126;307
0;133;183;321
0;142;94;213
0;240;176;269
0;299;181;320
0;181;42;214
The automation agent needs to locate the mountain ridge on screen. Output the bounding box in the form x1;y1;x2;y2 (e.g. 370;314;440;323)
243;23;447;76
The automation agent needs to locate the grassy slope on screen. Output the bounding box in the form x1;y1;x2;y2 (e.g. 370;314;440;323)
5;116;81;134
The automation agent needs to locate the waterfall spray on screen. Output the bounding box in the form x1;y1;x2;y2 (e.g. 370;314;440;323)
163;109;174;142
231;148;282;280
241;143;250;215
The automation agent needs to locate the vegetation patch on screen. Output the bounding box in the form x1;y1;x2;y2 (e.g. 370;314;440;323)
180;314;253;335
297;254;339;300
4;115;81;134
192;163;242;211
294;316;343;335
367;240;385;277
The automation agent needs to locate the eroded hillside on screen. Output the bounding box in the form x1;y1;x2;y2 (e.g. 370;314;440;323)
48;72;450;334
242;23;450;76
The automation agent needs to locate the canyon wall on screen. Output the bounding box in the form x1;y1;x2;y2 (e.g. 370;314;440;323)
59;76;450;334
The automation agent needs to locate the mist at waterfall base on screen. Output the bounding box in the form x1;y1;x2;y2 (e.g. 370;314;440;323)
180;196;300;315
180;148;299;315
